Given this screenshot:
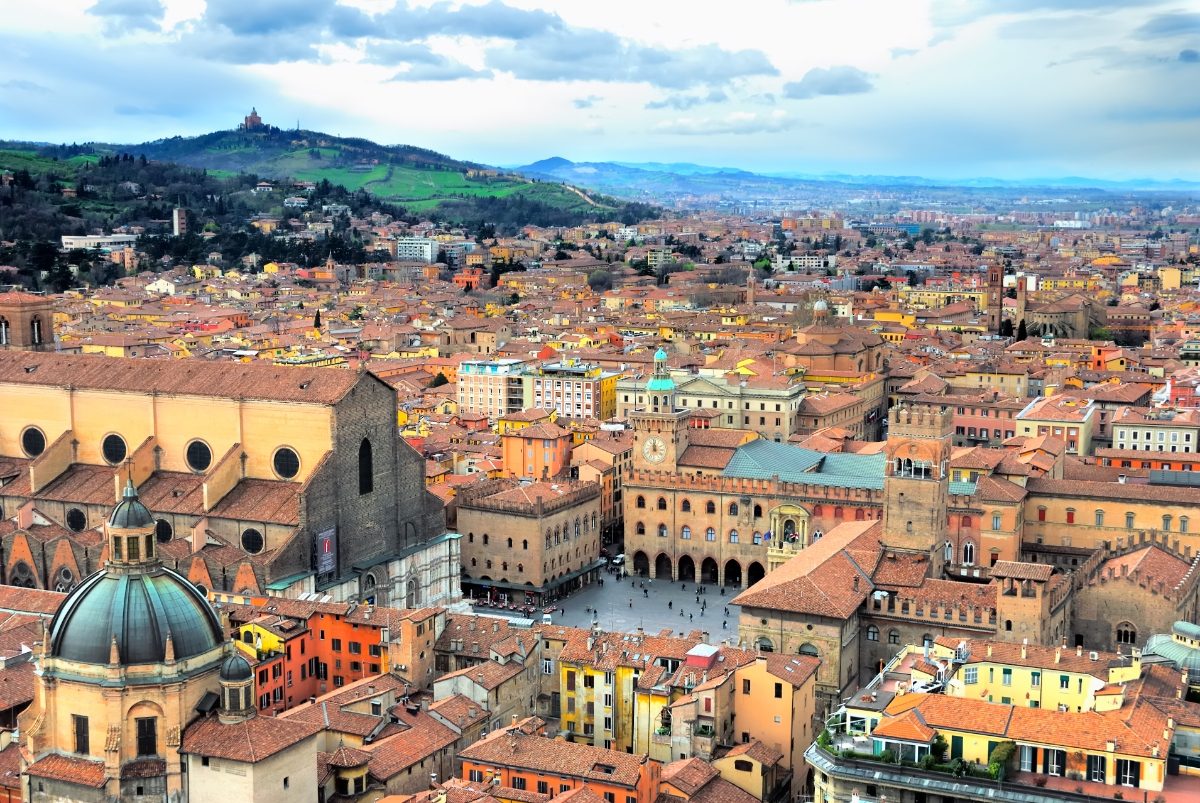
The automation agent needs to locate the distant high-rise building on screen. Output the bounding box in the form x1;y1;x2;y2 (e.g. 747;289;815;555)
172;206;189;237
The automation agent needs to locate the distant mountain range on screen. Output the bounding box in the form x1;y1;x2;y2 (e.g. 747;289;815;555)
512;157;1200;201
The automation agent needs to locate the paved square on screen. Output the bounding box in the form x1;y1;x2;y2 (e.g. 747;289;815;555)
473;573;746;640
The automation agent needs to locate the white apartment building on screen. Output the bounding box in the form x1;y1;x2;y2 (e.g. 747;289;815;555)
1111;407;1200;453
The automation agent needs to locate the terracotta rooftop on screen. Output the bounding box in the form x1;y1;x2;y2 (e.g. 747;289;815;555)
458;718;648;787
181;713;321;763
25;754;107;788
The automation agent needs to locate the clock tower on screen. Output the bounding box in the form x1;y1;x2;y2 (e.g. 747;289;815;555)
630;347;690;472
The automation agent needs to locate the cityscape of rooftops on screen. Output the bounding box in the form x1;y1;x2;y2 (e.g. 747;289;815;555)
2;2;1200;803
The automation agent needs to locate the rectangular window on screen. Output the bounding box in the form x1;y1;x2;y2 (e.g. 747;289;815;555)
469;770;484;783
538;782;549;794
1020;745;1035;773
963;667;978;684
73;715;89;756
348;642;361;655
136;717;157;757
1031;671;1040;687
1060;674;1070;690
512;777;526;791
1116;758;1140;787
332;639;342;652
542;659;554;675
774;682;783;699
1088;754;1107;783
1002;668;1012;686
742;679;751;694
584;675;595;688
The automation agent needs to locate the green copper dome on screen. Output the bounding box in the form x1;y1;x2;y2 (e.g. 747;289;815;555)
654;347;668;361
109;478;154;529
647;376;676;391
48;566;224;666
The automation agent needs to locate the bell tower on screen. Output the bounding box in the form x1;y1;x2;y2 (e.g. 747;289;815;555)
0;290;55;351
882;404;953;575
987;263;1003;334
630;348;690;472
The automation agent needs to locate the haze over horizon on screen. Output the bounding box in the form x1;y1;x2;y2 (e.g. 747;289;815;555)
5;0;1200;182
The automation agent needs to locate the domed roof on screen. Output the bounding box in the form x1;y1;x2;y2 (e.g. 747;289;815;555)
109;479;154;529
813;299;829;311
220;652;253;682
48;566;223;666
654;347;668;361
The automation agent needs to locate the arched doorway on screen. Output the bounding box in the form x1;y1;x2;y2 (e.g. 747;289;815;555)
678;555;696;582
769;504;810;544
700;557;718;584
633;551;650;576
724;559;742;587
747;561;766;586
654;553;673;580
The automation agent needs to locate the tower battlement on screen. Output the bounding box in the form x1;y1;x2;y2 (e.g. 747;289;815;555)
888;403;953;440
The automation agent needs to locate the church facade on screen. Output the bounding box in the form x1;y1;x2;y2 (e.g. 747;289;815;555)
0;351;460;608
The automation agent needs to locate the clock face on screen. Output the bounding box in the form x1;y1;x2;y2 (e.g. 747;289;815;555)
642;436;666;463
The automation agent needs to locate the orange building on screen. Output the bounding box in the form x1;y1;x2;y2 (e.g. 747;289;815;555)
459;717;661;803
502;421;573;480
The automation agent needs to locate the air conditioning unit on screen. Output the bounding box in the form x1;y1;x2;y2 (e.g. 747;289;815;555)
1089;652;1099;661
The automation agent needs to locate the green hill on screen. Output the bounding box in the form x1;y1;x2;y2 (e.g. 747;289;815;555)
128;126;645;219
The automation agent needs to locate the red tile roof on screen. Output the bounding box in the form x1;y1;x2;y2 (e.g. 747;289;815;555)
181;713;321;763
25;754;107;788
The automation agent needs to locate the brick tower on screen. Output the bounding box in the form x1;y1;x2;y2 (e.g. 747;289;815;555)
0;290;54;351
882;403;953;575
987;263;1003;333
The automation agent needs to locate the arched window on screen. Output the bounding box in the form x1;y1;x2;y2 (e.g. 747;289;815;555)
887;629;900;645
574;518;581;537
1125;511;1135;529
855;508;865;521
522;539;528;550
483;534;490;545
834;506;844;519
726;529;736;543
358;438;373;494
753;504;762;518
486;559;492;570
813;504;824;516
944;541;953;563
30;315;43;345
961;515;972;528
681;526;691;540
799;643;819;658
1094;509;1104;527
755;637;774;652
658;524;668;538
1005;620;1013;632
705;500;716;514
657;497;667;510
1115;623;1137;645
636;522;646;535
636;495;646;509
866;625;879;642
0;316;7;346
905;520;913;533
1182;516;1190;534
1163;515;1173;532
517;563;523;574
962;541;976;566
681;499;692;513
507;537;513;548
728;502;739;516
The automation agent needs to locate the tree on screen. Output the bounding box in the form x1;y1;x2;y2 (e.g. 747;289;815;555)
587;269;613;292
313;309;322;329
1016;319;1027;341
430;372;449;388
999;319;1013;337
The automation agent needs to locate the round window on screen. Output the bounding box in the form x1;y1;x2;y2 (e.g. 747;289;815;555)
66;508;87;532
185;440;213;473
21;427;46;458
155;519;173;543
273;447;300;479
101;434;127;465
241;528;264;554
195;583;208;598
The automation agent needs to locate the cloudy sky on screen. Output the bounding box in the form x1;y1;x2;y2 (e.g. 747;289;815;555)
4;0;1199;179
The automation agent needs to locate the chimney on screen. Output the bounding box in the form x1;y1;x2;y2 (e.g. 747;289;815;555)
511;714;518;726
986;643;992;658
1021;639;1027;660
1055;645;1062;664
1076;645;1083;657
17;501;35;530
